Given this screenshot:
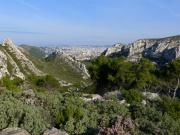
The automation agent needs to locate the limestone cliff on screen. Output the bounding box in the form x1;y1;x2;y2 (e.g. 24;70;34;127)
103;35;180;65
0;38;42;79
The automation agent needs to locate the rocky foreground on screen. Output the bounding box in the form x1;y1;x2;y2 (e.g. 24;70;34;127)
0;127;68;135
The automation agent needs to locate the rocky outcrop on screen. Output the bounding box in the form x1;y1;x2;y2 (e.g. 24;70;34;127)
43;128;68;135
47;51;90;79
0;128;68;135
103;35;180;65
0;38;43;79
0;50;9;78
2;49;25;79
81;94;103;102
142;92;160;101
103;91;122;100
2;38;42;75
0;128;30;135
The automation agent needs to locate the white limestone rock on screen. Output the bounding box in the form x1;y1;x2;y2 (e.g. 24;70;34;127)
142;92;160;101
43;128;68;135
103;35;180;65
2;49;25;79
81;94;103;102
3;38;42;76
47;51;90;79
0;50;9;79
0;127;30;135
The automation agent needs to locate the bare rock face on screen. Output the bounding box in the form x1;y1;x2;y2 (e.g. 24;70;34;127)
2;38;42;76
103;36;180;65
3;49;25;79
43;128;68;135
0;50;9;78
47;51;90;79
0;38;43;79
0;128;30;135
103;43;125;56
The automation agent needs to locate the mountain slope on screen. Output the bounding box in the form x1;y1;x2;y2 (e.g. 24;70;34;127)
0;39;42;79
19;45;46;59
103;35;180;65
20;45;90;86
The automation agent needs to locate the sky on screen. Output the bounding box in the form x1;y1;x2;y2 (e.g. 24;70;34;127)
0;0;180;46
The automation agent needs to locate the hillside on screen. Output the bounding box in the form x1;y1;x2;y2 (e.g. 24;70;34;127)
19;45;46;59
0;39;42;80
103;35;180;65
0;37;180;135
20;44;90;86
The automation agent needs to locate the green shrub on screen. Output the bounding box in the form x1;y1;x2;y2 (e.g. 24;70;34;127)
160;96;180;119
130;104;180;134
0;77;23;92
0;91;49;135
88;56;156;94
96;100;129;127
28;75;60;91
54;95;98;134
123;89;143;104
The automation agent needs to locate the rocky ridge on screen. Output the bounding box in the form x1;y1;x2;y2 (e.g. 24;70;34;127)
47;51;90;79
103;35;180;65
0;38;42;79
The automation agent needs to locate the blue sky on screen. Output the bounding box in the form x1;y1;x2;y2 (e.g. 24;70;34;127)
0;0;180;46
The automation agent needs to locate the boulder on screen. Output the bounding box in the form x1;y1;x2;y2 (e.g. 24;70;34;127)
43;128;68;135
142;92;160;101
22;89;35;98
0;128;30;135
21;89;36;105
81;94;103;102
103;91;122;100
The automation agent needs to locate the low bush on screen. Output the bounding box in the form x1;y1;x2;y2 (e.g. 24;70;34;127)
159;96;180;119
0;77;23;92
123;89;143;104
0;91;50;135
28;75;60;91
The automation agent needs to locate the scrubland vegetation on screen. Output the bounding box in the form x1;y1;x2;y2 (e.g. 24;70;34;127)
0;55;180;135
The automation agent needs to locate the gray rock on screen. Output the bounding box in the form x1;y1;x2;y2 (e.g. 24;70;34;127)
43;128;68;135
142;92;160;101
81;94;103;102
21;89;37;105
0;128;30;135
2;38;42;77
103;35;180;65
103;91;122;100
0;50;9;79
22;89;35;98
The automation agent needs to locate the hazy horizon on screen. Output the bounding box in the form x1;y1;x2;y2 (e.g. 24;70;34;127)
0;0;180;46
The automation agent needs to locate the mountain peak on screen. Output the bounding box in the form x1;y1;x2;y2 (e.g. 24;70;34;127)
2;38;14;46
